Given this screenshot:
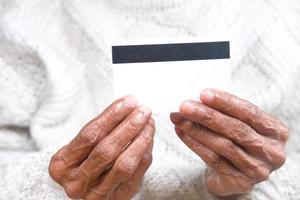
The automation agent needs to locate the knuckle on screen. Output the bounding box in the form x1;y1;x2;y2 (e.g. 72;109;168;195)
107;107;121;124
254;167;270;182
63;181;84;199
230;121;245;138
220;95;234;112
48;161;59;181
279;124;289;142
115;159;137;178
245;103;262;121
88;188;109;200
88;193;108;200
222;139;234;150
239;133;256;147
77;126;99;147
263;120;278;136
231;121;256;145
48;157;66;182
140;153;153;167
273;151;286;169
209;136;220;147
262;116;288;141
207;153;222;167
93;141;117;163
266;117;289;142
281;130;289;142
232;121;247;135
127;119;142;134
221;140;236;155
202;108;217;126
239;181;253;193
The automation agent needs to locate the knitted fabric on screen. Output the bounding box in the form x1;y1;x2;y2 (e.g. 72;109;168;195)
0;0;300;199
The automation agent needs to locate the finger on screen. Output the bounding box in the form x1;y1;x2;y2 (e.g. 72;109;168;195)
179;101;287;169
74;106;151;181
61;95;138;167
179;100;265;149
94;123;154;191
115;153;153;200
123;118;155;153
175;127;254;195
200;89;288;141
174;127;251;182
148;117;155;127
171;113;271;182
86;123;154;200
110;141;153;200
205;167;253;197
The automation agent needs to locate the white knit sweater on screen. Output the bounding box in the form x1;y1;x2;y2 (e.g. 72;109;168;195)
0;0;300;199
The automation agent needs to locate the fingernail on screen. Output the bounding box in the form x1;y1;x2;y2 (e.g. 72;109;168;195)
132;106;151;124
133;106;151;123
201;89;215;103
180;101;195;115
123;95;138;107
134;112;146;123
138;106;152;116
170;112;183;124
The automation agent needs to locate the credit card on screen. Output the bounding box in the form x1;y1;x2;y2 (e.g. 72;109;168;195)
112;38;231;113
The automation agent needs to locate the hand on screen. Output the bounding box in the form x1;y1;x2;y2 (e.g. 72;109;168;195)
170;89;288;197
49;96;155;200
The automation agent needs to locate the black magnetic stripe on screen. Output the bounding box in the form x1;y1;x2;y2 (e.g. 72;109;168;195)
112;41;230;64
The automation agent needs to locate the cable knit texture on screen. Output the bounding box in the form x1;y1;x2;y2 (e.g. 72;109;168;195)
0;0;300;199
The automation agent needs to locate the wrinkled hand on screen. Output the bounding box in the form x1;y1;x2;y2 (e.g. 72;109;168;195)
170;89;288;197
49;96;155;200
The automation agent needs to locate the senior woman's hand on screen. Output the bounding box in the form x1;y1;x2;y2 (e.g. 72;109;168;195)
170;89;288;197
49;96;155;200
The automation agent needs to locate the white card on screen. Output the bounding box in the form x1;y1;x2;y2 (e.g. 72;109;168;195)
112;38;231;113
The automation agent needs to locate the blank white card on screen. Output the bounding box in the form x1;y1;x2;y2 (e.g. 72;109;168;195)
112;38;231;113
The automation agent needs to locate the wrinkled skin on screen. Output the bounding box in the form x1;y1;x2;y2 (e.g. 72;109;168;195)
170;89;288;197
49;96;155;200
49;89;288;199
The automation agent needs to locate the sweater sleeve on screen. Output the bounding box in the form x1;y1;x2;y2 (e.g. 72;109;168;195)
239;1;300;117
0;31;68;199
231;4;300;199
0;0;113;198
